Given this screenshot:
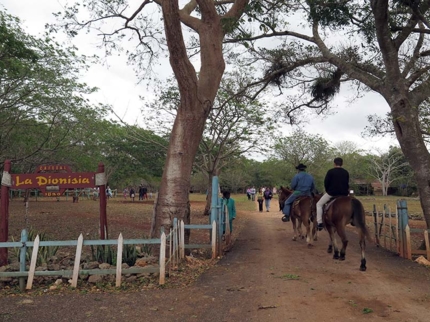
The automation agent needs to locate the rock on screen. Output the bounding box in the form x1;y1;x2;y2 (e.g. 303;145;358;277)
135;258;148;267
0;266;7;273
84;261;100;270
78;274;89;281
121;263;129;269
54;279;63;285
99;263;111;270
48;264;60;271
0;277;12;282
8;262;20;271
36;266;47;271
49;285;57;291
415;255;430;266
126;275;137;283
21;299;34;304
88;275;102;283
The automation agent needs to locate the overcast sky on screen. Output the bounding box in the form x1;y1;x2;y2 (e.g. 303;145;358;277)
3;1;398;157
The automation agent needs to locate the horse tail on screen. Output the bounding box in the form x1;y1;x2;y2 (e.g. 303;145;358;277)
351;198;372;241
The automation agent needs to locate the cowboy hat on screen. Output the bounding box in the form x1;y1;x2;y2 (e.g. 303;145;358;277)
295;163;307;170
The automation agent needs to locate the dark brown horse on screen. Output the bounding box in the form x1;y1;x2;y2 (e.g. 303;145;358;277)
323;196;371;271
279;186;320;246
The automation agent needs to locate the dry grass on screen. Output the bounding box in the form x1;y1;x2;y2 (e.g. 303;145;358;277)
358;196;423;218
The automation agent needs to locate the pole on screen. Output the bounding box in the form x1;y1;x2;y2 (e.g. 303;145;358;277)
0;160;11;265
210;176;219;225
98;163;108;239
19;229;28;291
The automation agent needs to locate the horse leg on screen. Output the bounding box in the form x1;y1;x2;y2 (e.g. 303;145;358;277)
312;217;318;241
297;219;304;239
359;230;367;271
291;217;298;241
327;241;333;253
336;225;348;261
326;226;339;258
305;220;313;247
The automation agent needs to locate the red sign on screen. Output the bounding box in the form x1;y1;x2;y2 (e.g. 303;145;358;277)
11;173;96;196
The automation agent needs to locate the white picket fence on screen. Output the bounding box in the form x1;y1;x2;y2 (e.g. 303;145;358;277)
0;219;218;290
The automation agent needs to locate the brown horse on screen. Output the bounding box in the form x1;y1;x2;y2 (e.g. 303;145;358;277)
279;186;320;246
323;196;371;271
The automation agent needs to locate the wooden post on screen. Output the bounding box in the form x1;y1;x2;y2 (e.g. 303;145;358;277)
395;205;399;255
211;220;217;259
179;220;185;259
71;234;84;288
173;218;178;266
159;231;166;285
405;225;412;260
19;229;28;291
380;205;385;247
169;228;172;274
116;233;123;287
97;163;108;239
26;235;40;290
373;205;380;246
388;206;393;252
0;160;11;266
424;230;430;261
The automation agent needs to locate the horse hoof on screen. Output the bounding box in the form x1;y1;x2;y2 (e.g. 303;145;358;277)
339;256;345;261
292;237;297;241
327;247;333;254
307;244;313;248
360;266;367;271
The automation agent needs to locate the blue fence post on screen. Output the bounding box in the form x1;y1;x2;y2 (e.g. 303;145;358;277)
210;176;219;225
397;199;409;257
19;229;28;291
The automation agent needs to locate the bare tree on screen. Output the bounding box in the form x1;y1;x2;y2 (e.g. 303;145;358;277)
368;149;409;196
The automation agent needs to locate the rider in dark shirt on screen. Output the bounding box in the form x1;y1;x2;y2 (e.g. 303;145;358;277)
316;157;349;230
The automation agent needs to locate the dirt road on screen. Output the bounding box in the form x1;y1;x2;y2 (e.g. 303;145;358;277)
1;208;430;322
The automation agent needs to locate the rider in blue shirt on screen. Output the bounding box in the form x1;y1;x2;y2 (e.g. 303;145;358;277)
282;163;315;222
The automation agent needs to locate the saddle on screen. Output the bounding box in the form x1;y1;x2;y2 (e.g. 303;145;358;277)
323;196;355;226
292;195;315;220
322;197;337;214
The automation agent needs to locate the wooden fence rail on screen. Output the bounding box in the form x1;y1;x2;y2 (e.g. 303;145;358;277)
371;200;430;262
0;229;172;290
0;218;219;291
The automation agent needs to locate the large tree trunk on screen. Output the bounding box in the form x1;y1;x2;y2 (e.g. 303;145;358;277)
389;97;430;228
150;105;207;236
150;1;226;237
204;175;212;217
370;1;430;229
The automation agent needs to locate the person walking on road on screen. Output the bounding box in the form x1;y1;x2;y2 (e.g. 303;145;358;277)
257;189;264;212
264;187;273;212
